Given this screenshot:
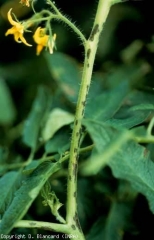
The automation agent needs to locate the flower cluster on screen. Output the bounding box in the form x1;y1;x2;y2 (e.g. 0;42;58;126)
5;8;56;56
33;27;56;56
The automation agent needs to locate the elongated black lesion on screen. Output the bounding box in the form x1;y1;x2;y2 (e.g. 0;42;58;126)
74;148;77;153
71;224;76;230
73;212;82;232
78;137;81;147
87;48;91;59
77;127;83;147
29;222;36;226
79;127;83;136
73;163;78;181
89;24;99;41
86;84;89;92
82;100;86;106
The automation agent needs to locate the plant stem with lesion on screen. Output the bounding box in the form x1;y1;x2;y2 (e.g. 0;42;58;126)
66;0;113;236
1;0;114;236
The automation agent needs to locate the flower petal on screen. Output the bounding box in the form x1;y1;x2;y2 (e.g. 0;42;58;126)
36;44;44;55
20;35;32;46
33;27;48;45
14;32;22;43
7;9;19;26
33;27;42;44
5;27;16;36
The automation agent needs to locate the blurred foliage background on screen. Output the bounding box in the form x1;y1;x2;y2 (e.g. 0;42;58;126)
1;0;154;238
0;0;154;118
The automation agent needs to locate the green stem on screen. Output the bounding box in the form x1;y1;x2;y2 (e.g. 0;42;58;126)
47;0;62;15
66;0;112;231
0;220;67;233
47;0;86;46
147;117;154;136
134;136;154;143
0;220;83;238
31;0;36;13
0;144;94;172
53;15;86;45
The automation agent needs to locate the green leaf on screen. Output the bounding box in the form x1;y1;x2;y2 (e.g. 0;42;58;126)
45;128;70;154
105;64;149;89
103;182;137;240
108;141;154;213
83;120;114;153
41;182;65;223
0;147;8;164
0;78;16;125
81;116;154;222
128;90;154;106
42;108;74;141
0;171;21;217
87;203;130;240
81;120;132;176
82;119;132;154
22;86;51;149
78;179;94;229
88;73;106;99
87;217;105;240
107;110;150;129
106;101;153;129
22;160;44;175
87;182;136;240
129;103;154;111
45;52;81;102
85;81;130;122
0;162;60;234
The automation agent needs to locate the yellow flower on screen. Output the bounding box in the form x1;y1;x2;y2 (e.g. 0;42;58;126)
5;9;32;47
20;0;30;7
33;27;56;56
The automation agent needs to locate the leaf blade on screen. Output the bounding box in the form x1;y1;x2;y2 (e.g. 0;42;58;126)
0;162;60;234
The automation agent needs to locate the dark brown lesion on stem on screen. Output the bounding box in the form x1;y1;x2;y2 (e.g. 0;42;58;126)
86;84;89;92
73;212;82;232
89;24;99;41
71;224;76;230
76;154;79;161
87;48;91;59
85;84;90;99
82;101;86;106
29;222;36;226
73;162;78;182
76;132;79;137
78;137;81;147
74;191;77;198
77;127;83;147
74;148;77;153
